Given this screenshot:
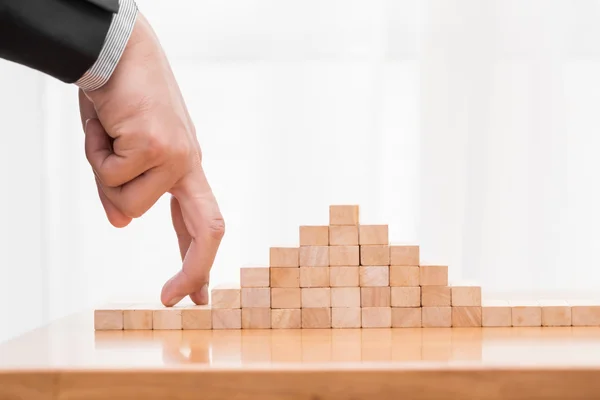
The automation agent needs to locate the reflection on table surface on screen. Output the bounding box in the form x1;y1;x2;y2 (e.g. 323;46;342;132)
2;312;600;369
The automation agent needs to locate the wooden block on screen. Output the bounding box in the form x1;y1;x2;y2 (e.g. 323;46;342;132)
419;265;448;286
212;308;242;329
153;309;182;330
451;286;482;306
299;226;329;246
302;308;331;328
421;286;451;307
241;288;270;308
421;307;451;327
390;266;419;287
389;245;419;266
568;300;600;326
360;245;390;265
211;284;241;308
359;265;389;287
271;288;301;308
391;307;422;328
301;288;331;308
331;287;361;308
123;307;153;330
359;225;389;245
510;301;541;327
452;307;482;327
482;300;511;327
330;266;359;287
362;307;392;328
361;287;391;307
540;300;571;327
329;246;359;266
329;205;359;225
329;225;358;246
300;267;329;288
270;267;300;288
269;247;299;267
299;246;329;267
240;266;270;288
181;305;212;330
391;287;421;307
94;307;124;330
271;309;301;329
242;308;271;329
331;308;361;328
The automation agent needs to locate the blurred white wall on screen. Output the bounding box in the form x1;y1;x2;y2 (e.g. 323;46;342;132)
1;0;600;342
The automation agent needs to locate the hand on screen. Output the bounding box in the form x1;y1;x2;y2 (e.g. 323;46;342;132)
78;13;224;307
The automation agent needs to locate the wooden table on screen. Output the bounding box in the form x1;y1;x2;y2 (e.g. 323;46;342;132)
2;312;600;399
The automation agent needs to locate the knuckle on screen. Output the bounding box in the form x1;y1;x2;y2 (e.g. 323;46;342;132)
207;216;226;240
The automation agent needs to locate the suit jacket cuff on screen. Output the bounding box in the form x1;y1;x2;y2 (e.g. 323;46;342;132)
76;0;138;91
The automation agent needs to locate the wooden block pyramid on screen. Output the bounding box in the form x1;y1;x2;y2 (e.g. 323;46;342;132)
94;205;600;330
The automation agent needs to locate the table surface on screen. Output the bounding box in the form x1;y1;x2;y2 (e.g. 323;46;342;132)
3;312;600;399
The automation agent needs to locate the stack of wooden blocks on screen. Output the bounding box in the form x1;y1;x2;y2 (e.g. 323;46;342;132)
95;204;600;330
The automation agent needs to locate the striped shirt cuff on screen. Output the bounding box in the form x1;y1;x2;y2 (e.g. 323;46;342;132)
76;0;138;91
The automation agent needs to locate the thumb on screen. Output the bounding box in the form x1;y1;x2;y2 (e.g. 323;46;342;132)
85;119;132;228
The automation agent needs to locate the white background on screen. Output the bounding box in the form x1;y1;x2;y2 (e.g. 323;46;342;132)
2;0;600;343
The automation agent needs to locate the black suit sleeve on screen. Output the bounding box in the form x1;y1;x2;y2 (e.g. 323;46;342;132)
0;0;117;84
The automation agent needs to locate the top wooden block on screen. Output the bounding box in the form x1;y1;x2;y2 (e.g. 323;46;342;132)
299;226;329;246
419;265;448;286
390;245;419;266
359;225;389;245
329;205;359;225
270;247;299;267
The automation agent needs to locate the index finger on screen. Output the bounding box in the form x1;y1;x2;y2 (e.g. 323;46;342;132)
160;168;225;307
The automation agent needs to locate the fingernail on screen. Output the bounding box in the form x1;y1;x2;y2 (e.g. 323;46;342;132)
167;295;185;306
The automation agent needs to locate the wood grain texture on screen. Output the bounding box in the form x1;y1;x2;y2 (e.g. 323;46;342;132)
422;307;452;328
421;286;451;307
390;287;421;307
331;287;361;308
389;266;419;287
358;225;389;245
123;309;153;330
182;306;212;330
242;308;271;329
211;284;241;309
271;288;301;309
391;307;421;328
153;309;182;330
299;226;329;246
269;247;299;267
451;286;481;306
452;307;482;327
302;308;331;328
241;288;271;308
540;300;571;327
212;309;242;329
94;308;123;330
270;268;300;288
510;302;542;327
360;245;390;266
361;287;391;307
359;266;389;287
482;300;512;327
389;245;419;266
300;267;330;288
271;308;301;329
329;225;359;246
329;205;359;225
329;246;360;266
240;267;270;288
361;307;392;328
330;267;359;287
6;369;600;400
331;308;361;328
419;266;448;286
299;246;330;267
301;288;331;308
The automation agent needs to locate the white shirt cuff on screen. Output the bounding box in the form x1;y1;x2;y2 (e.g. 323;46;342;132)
76;0;138;91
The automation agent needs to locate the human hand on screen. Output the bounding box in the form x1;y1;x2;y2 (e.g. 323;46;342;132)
78;13;224;307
